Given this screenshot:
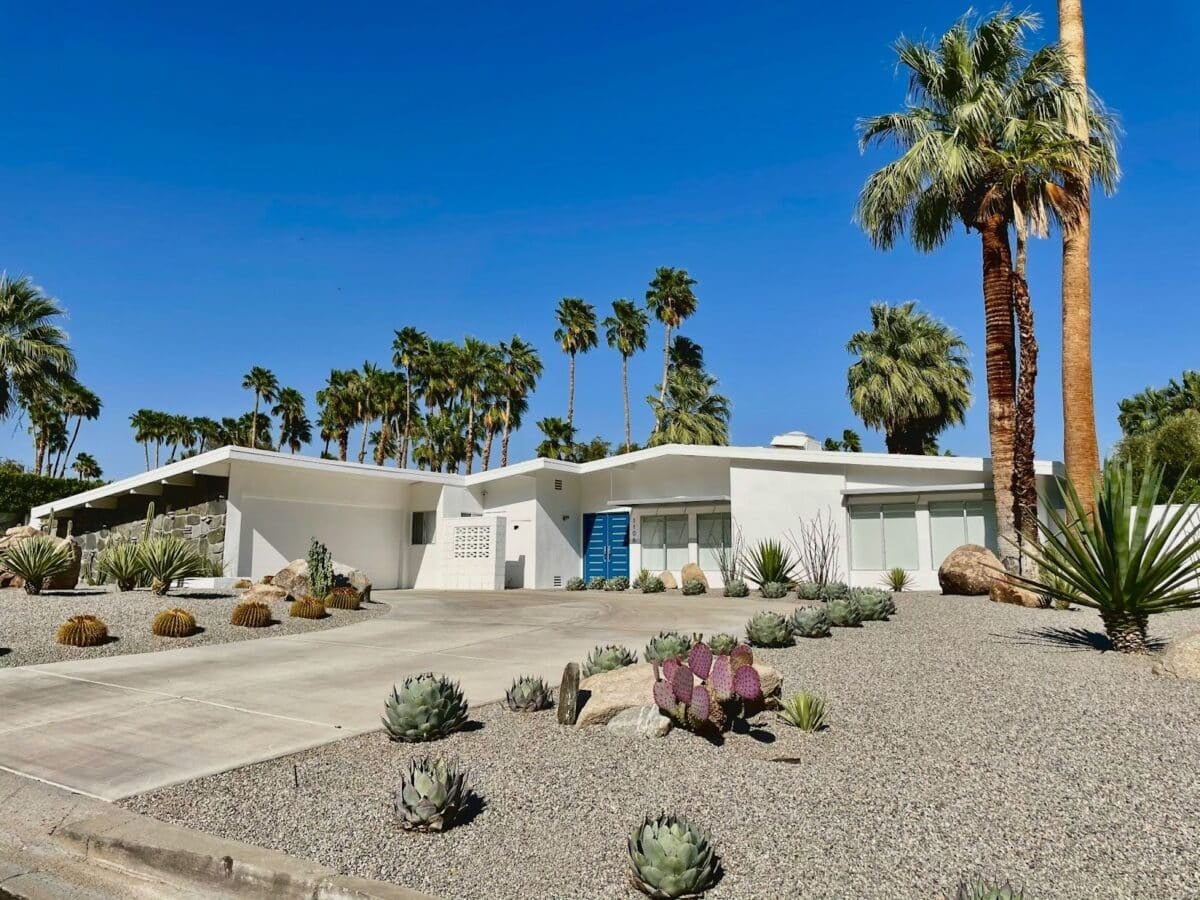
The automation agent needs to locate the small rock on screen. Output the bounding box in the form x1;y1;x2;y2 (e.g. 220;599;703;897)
606;705;671;739
557;662;580;726
680;562;709;590
658;570;678;590
1152;630;1200;680
938;544;1002;595
241;583;288;603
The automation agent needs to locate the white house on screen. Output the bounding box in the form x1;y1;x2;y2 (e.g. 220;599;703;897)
30;433;1064;592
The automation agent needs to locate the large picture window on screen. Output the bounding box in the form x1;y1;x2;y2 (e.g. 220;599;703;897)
697;512;732;572
641;515;688;573
929;500;997;566
849;504;918;570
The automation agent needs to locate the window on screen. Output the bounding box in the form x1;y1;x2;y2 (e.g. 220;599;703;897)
849;504;918;570
929;500;997;566
411;511;437;545
697;512;732;572
641;515;688;572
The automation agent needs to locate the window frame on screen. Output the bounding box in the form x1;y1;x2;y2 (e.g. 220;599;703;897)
696;511;732;572
640;513;689;573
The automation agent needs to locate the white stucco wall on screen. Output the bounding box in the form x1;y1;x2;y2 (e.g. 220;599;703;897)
473;476;539;588
534;471;582;588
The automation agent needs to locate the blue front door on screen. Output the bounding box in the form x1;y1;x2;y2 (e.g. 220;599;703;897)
582;512;630;581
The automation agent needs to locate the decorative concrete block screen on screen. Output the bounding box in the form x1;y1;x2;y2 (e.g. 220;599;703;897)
441;515;506;590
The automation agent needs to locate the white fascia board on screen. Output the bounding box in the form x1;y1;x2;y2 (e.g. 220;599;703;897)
224;447;462;486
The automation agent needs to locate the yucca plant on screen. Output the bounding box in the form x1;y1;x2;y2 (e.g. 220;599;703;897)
0;535;74;595
95;539;143;591
138;535;207;595
741;538;798;588
883;567;913;592
777;691;828;733
1017;462;1200;653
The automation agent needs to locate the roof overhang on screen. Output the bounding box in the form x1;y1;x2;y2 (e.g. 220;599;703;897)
605;494;731;507
842;482;991;498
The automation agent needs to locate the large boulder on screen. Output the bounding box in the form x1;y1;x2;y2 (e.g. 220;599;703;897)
240;583;289;604
0;526;81;590
680;562;709;590
1152;630;1200;681
658;570;678;590
272;559;372;602
576;661;782;729
989;576;1043;608
938;544;1002;595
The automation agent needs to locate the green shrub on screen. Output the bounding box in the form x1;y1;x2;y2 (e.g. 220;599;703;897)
742;538;798;588
0;535;74;595
632;567;650;589
853;587;896;618
582;644;637;677
641;576;665;594
745;610;793;647
644;631;691;663
777;691;828;733
565;576;586;591
627;814;721;900
587;576;607;591
0;471;104;526
723;579;749;598
760;581;788;599
681;578;706;596
883;566;914;592
605;576;629;591
138;535;207;595
383;673;469;742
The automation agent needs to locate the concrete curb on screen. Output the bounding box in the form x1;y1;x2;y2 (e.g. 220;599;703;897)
55;808;434;899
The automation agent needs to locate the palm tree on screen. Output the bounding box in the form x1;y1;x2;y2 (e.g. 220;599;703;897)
372;370;405;466
644;268;698;421
164;414;197;462
646;367;730;447
457;338;499;475
824;430;863;452
316;370;357;461
54;381;101;478
272;387;311;454
350;364;383;464
603;300;649;452
241;367;278;450
71;451;101;480
845;302;972;455
191;416;222;453
855;10;1097;569
391;327;429;468
129;408;166;470
535;417;577;460
25;395;63;475
553;298;598;425
0;274;75;421
498;336;542;468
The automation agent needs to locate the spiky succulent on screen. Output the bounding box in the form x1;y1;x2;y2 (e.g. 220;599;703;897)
95;538;143;591
827;597;863;627
582;644;638;677
230;600;272;628
289;596;327;619
855;590;891;621
394;757;470;832
565;576;586;591
324;585;361;610
56;615;108;647
606;576;630;591
798;581;851;602
722;579;749;598
789;605;832;638
760;581;788;600
0;535;74;595
627;814;721;899
504;675;553;712
137;535;207;595
588;576;607;590
952;878;1026;900
642;576;666;594
681;578;706;596
777;690;828;733
644;631;691;663
745;610;794;647
151;608;196;638
383;673;469;742
707;633;738;655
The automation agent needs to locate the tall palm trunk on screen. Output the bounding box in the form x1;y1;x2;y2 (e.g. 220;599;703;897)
33;429;46;476
567;353;576;425
357;418;370;463
338;431;349;462
375;420;391;466
400;381;412;469
501;396;513;467
657;325;673;417
482;428;495;471
622;354;633;451
465;406;476;475
1012;211;1040;562
979;213;1020;572
143;441;150;471
250;395;260;448
1058;0;1099;513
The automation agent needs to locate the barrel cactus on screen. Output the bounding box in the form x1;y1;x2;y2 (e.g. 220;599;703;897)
56;615;108;647
789;605;832;638
760;581;788;600
644;631;691;663
827;596;863;627
707;633;738;655
151;608;196;638
324;585;361;610
290;596;327;619
504;675;552;712
230;601;272;628
382;673;469;742
745;610;794;647
394;757;470;833
582;644;638;677
627;814;721;899
722;579;749;598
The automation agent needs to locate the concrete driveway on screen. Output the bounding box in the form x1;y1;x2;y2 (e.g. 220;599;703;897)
0;590;778;801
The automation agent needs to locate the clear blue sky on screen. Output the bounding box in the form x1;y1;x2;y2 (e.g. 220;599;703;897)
2;1;1197;478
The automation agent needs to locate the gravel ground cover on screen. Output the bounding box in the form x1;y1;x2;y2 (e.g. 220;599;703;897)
0;587;388;667
122;593;1200;899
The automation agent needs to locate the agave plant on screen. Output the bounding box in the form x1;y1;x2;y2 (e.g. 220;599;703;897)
789;605;832;638
95;538;143;591
394;757;470;832
745;610;794;648
582;644;638;677
777;691;828;733
856;591;891;621
707;633;738;655
504;675;552;711
1017;462;1200;653
827;596;863;628
722;579;749;598
952;877;1026;900
797;581;851;602
760;581;788;599
741;538;798;588
137;535;207;595
627;814;721;899
644;631;691;663
0;535;74;595
383;673;470;742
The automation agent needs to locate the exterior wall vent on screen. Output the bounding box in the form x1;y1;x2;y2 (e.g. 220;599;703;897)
553;575;562;587
554;479;563;491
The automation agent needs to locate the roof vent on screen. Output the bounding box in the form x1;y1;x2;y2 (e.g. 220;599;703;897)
769;431;823;451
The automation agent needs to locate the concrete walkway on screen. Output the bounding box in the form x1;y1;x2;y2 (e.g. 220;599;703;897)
0;590;778;801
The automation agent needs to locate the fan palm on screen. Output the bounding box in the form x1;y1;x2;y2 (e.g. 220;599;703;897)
457;338;499;475
535;417;577;461
0;273;75;421
53;381;101;478
392;327;429;468
241;367;278;450
644;267;698;419
191;416;222;453
272;387;312;454
71;451;102;480
846;302;972;455
602;300;649;452
553;298;598;425
646;367;730;447
316;369;357;461
498;335;542;468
